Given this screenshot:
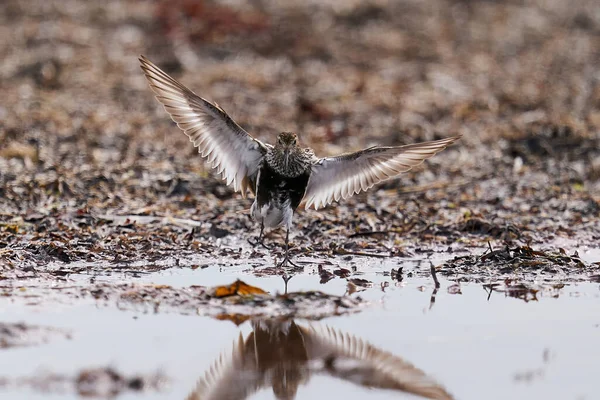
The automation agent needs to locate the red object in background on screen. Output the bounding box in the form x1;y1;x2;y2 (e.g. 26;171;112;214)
156;0;269;42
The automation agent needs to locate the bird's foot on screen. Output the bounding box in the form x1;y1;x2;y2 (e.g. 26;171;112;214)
276;254;301;269
247;237;271;250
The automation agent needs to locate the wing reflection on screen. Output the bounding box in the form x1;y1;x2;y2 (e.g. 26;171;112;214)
186;318;453;400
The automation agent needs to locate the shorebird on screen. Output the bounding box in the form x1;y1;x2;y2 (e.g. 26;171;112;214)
186;318;454;400
139;56;460;266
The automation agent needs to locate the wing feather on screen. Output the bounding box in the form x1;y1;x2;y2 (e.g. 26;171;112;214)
303;136;460;209
186;333;263;400
139;55;268;197
303;324;454;400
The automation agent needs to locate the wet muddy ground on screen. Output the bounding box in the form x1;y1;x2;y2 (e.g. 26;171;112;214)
1;0;599;399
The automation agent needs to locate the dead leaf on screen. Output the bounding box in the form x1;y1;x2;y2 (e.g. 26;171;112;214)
212;280;268;298
215;314;252;325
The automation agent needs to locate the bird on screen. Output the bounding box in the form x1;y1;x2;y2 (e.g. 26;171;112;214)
139;55;460;266
186;318;454;400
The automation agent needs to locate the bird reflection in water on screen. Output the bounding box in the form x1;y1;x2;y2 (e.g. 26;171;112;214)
186;318;453;400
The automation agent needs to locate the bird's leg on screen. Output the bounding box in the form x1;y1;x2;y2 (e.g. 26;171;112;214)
257;223;271;250
282;273;292;294
248;222;271;250
277;228;301;268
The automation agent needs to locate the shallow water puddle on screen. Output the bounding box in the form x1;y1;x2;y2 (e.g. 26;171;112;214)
1;264;599;400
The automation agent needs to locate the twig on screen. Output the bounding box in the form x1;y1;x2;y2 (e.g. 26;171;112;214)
429;262;440;310
98;214;202;228
348;229;404;238
429;286;439;310
334;249;391;258
430;262;440;288
483;284;497;301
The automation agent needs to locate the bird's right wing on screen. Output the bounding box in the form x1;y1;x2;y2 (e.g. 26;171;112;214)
303;136;460;209
186;334;263;400
139;55;269;197
302;325;454;400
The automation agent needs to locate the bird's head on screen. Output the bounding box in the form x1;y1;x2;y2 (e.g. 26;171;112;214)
268;132;312;177
276;132;299;151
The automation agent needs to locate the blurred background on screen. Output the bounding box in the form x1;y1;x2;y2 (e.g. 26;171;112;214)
1;3;599;398
0;0;599;226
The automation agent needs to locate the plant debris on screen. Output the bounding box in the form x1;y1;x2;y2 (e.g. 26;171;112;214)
113;279;365;319
0;323;71;349
439;245;596;283
0;367;167;397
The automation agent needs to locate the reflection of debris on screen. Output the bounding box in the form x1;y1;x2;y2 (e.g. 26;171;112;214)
482;280;567;303
347;278;373;288
333;268;351;278
446;284;461;295
514;348;554;383
514;368;544;383
214;314;252;326
0;323;71;349
499;282;539;303
76;368;164;397
430;263;440;288
391;267;404;281
187;318;454;400
429;263;440;309
0;368;167;397
318;266;335;284
114;280;365;319
346;280;358;295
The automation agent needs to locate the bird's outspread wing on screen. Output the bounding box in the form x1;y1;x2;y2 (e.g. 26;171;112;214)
303;136;460;209
303;324;454;400
139;55;268;197
186;333;264;400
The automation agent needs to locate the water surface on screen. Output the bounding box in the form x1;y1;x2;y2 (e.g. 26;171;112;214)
2;263;599;400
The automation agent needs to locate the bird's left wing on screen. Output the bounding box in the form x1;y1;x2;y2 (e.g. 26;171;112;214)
303;136;460;209
302;324;454;400
139;55;269;197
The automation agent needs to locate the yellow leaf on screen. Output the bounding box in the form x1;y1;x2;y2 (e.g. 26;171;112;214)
215;314;252;325
212;280;267;298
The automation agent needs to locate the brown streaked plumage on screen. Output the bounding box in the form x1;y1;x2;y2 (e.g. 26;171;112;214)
139;55;268;198
303;136;460;210
186;319;455;400
139;55;460;266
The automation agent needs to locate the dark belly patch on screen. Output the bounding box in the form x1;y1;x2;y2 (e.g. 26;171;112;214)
256;162;310;211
